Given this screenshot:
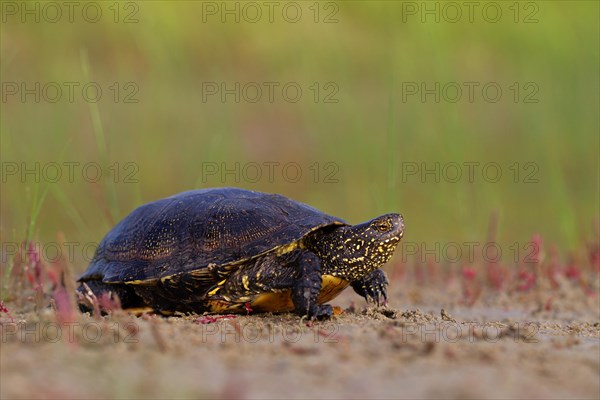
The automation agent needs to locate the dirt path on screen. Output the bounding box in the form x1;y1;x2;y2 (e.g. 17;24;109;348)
1;290;599;399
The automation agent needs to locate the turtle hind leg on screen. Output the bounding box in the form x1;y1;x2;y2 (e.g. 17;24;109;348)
77;280;146;313
291;252;332;319
151;273;214;315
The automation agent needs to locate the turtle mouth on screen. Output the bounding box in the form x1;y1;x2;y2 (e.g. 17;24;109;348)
389;215;404;242
381;231;403;245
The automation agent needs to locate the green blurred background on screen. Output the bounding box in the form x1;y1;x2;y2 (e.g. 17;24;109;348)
1;1;598;272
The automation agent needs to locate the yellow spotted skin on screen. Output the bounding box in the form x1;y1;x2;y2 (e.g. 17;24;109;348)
304;217;402;282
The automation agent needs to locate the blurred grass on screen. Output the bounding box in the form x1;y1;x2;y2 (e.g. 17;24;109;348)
1;1;598;272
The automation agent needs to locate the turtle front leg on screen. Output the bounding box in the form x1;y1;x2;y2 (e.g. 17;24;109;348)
292;252;332;319
351;269;389;306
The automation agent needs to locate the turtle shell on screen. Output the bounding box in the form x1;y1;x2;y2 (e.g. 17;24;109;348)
80;187;346;285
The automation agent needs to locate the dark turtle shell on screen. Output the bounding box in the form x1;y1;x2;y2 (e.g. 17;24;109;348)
80;187;346;285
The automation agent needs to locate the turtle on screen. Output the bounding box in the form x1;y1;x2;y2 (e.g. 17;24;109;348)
77;187;404;319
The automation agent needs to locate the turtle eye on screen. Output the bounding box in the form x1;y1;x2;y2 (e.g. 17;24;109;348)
373;220;392;232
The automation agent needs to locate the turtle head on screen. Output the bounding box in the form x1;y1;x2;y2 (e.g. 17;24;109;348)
308;213;404;280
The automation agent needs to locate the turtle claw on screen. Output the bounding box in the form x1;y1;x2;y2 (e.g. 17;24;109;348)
366;289;387;307
352;269;389;307
299;304;332;321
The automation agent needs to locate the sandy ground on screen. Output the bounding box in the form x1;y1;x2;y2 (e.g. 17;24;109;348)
1;279;599;400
